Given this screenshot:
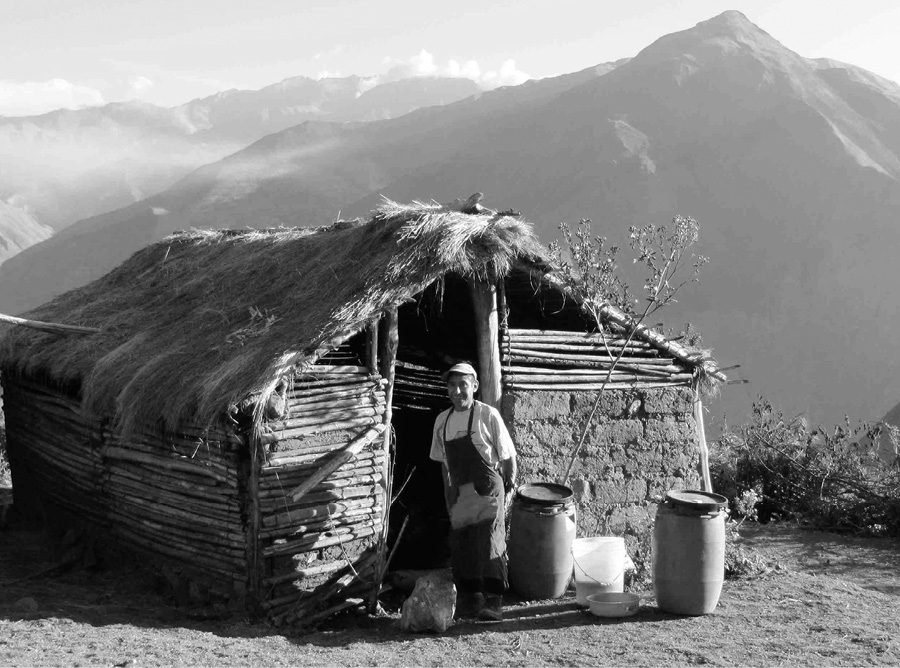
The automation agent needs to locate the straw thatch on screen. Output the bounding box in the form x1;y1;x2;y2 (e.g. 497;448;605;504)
0;197;725;436
0;199;549;434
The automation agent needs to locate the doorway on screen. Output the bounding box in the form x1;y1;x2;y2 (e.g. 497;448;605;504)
386;274;478;570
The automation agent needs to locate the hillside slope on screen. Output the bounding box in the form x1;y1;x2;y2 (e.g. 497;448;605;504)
0;62;616;308
344;11;900;427
3;11;899;427
0;202;52;265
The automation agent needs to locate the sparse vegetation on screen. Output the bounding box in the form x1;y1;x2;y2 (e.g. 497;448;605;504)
722;489;771;579
712;397;900;538
0;409;9;487
549;216;712;482
548;215;708;322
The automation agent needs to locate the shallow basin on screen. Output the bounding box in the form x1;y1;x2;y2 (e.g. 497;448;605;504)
586;592;641;618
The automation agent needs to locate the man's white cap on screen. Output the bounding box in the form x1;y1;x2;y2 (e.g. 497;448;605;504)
441;362;478;382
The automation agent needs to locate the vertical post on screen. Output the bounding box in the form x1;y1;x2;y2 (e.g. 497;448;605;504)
369;306;398;611
245;430;263;614
497;278;509;383
694;389;713;492
471;278;502;409
365;320;378;374
377;306;399;468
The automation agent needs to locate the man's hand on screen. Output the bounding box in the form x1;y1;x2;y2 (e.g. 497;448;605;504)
500;457;517;496
504;476;516;496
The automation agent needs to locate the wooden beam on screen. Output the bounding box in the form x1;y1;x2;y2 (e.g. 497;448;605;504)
377;306;399;457
0;312;100;335
246;432;263;615
365;320;378;374
694;393;713;492
591;303;728;383
288;424;386;502
378;308;398;383
370;306;398;612
471;279;502;408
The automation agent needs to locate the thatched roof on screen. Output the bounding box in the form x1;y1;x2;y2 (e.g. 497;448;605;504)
0;199;549;433
0;198;723;434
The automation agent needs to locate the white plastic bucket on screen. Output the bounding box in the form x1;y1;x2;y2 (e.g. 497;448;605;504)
572;536;626;606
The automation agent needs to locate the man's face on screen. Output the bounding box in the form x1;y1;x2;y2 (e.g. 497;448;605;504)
447;373;478;411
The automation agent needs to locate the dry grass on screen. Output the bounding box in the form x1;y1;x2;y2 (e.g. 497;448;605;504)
0;197;725;440
0;200;547;435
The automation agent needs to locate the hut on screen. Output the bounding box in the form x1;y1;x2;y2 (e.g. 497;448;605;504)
0;197;724;625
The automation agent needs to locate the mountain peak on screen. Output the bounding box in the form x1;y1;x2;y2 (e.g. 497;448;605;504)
701;9;754;29
623;8;801;83
692;10;774;44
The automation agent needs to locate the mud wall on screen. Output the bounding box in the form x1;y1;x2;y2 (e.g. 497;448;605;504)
501;386;701;547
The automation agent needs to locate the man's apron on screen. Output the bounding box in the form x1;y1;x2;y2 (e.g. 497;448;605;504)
442;407;507;588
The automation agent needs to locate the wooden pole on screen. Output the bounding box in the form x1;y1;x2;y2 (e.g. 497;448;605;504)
377;306;398;463
246;431;263;614
505;381;688;391
591;303;727;383
694;389;713;492
369;305;398;612
0;312;100;335
471;279;502;409
365;320;378;374
288;425;385;502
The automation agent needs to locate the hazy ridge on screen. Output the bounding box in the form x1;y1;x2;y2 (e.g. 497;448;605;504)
0;76;482;231
0;201;52;265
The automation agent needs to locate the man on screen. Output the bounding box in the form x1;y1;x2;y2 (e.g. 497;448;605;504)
430;362;517;621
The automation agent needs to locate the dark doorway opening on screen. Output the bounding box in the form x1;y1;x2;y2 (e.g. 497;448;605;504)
386;274;479;570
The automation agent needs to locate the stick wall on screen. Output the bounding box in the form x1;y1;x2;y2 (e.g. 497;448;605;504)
1;371;248;604
501;328;694;390
255;364;388;625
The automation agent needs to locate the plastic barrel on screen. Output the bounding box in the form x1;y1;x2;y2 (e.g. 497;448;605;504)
652;489;728;615
572;536;625;606
507;482;576;600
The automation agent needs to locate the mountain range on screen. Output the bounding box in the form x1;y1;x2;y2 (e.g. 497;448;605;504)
2;10;900;430
0;75;481;231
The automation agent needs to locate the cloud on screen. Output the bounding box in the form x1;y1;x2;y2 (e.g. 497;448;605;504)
446;59;483;80
129;76;155;98
356;75;380;96
378;50;441;82
353;50;530;96
384;50;440;79
480;60;530;88
0;79;104;117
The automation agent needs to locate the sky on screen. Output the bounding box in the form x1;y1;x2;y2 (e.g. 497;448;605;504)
2;0;900;116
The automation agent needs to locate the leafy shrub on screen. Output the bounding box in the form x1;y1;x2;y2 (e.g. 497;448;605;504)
721;491;771;579
712;398;900;537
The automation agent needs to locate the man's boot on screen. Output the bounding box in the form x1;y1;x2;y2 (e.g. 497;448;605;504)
478;594;503;622
455;591;484;619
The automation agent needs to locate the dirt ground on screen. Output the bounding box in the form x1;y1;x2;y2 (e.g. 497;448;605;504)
1;518;898;667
